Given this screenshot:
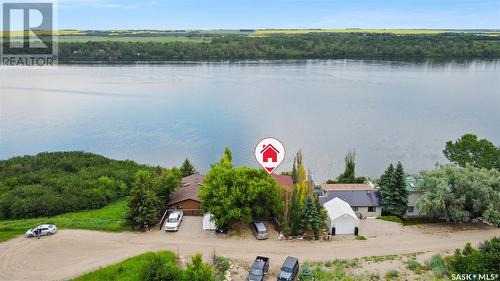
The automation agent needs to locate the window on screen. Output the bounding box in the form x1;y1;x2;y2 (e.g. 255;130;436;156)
407;206;415;213
368;206;376;212
352;206;358;211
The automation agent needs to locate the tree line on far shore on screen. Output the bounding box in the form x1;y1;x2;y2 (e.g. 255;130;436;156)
55;33;500;62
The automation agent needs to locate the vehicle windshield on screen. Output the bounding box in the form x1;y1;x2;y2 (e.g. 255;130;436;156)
281;267;293;273
250;268;262;275
168;218;178;223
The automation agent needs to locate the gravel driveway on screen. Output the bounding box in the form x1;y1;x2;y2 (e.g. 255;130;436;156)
0;217;498;281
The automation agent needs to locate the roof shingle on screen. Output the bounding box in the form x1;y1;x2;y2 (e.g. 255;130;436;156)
168;173;204;205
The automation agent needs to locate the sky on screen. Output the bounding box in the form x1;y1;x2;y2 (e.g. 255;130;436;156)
5;0;500;30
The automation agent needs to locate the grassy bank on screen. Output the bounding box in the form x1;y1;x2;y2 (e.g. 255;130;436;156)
0;199;128;242
72;251;177;281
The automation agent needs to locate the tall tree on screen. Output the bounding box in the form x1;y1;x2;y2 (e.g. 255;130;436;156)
443;134;500;170
337;150;356;183
199;148;284;228
127;170;160;229
291;157;298;184
391;162;409;217
378;164;394;213
180;158;196;177
288;192;302;236
328;150;366;184
378;162;408;217
154;167;182;206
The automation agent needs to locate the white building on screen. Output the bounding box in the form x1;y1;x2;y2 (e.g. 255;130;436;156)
323;197;359;235
202;213;217;230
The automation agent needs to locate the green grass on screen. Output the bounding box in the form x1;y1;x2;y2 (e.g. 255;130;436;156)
426;255;446;278
72;251;176;281
377;216;403;224
407;259;422;274
356;235;367;240
0;200;129;242
402;217;442;226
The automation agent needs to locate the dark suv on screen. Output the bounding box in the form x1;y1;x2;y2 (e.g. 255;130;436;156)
277;256;299;281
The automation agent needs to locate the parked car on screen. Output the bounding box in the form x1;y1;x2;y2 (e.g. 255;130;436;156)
277;256;299;281
251;220;269;240
164;211;183;231
248;256;269;281
25;224;57;238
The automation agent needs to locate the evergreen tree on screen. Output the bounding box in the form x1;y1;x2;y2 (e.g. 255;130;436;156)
300;196;326;239
378;162;408;217
180;158;196;177
392;162;409;217
127;170;160;229
379;163;394;214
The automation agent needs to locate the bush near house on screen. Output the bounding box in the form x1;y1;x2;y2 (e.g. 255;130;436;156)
417;165;500;225
199;148;284;228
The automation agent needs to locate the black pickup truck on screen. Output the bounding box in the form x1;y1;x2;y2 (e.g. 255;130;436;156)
247;256;270;281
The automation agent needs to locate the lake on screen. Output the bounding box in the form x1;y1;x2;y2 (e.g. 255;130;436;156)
1;60;499;181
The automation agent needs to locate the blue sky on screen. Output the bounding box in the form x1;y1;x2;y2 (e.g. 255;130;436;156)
55;0;499;29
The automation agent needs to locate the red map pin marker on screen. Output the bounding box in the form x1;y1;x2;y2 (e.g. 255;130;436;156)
254;137;285;174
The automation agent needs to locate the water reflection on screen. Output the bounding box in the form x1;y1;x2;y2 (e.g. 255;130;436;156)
1;60;499;182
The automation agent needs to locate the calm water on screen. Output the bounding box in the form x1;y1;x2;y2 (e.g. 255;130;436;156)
1;60;499;181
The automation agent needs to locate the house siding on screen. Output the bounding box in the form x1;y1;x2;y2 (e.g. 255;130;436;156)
167;199;202;216
353;206;382;218
406;192;424;217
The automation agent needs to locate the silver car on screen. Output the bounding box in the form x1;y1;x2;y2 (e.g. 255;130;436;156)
25;224;57;238
251;220;269;240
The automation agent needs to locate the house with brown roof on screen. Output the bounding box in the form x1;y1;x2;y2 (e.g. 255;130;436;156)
271;174;293;188
167;173;204;216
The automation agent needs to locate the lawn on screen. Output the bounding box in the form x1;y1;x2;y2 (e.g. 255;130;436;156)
0;199;129;242
72;251;177;281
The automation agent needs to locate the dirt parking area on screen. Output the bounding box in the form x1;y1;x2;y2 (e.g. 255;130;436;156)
0;217;498;281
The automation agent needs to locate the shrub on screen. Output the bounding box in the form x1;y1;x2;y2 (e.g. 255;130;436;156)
298;265;313;281
214;256;231;281
185;254;215;281
427;255;445;277
377;216;402;224
448;237;500;275
406;259;422;274
385;270;399;279
356;235;367;240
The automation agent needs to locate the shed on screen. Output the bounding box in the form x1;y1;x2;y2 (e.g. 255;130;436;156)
202;213;216;231
323;197;359;235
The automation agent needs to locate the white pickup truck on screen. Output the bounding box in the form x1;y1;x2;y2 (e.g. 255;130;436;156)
164;211;183;231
